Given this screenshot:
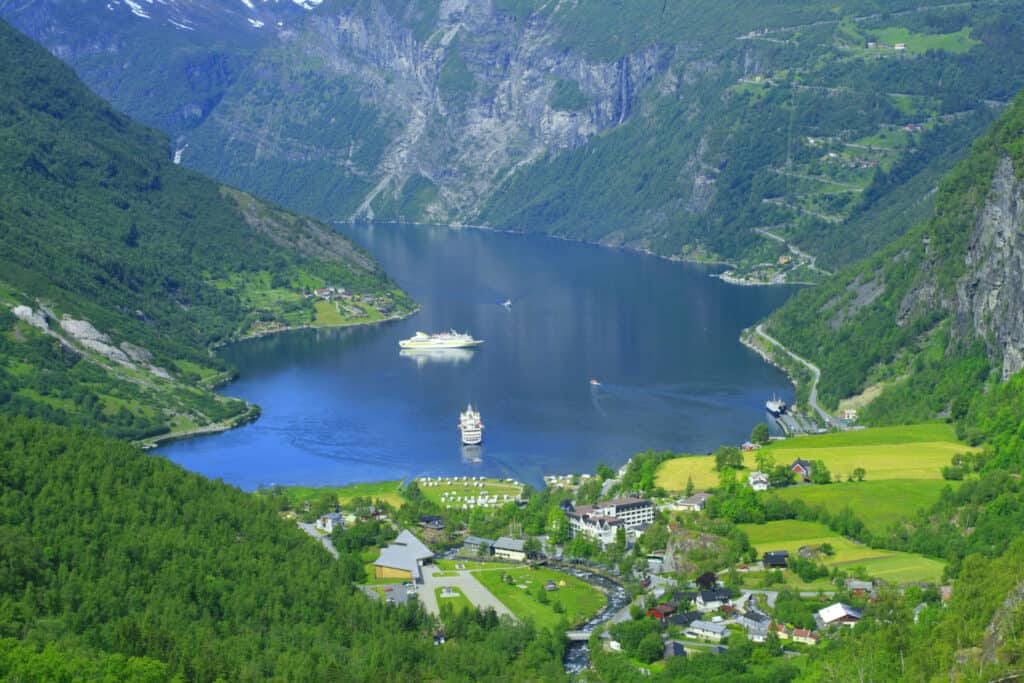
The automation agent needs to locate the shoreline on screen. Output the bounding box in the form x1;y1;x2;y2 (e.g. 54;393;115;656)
142;307;420;450
345;219;737;270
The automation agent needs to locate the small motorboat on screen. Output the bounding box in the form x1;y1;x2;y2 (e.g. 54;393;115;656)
589;378;601;386
502;298;512;308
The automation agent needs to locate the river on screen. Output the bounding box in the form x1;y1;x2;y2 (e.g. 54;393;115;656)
161;223;795;489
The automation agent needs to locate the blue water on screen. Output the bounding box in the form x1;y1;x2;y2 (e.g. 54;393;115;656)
161;224;796;489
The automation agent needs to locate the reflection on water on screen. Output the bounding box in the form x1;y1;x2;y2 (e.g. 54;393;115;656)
160;223;797;490
400;347;477;367
460;445;483;463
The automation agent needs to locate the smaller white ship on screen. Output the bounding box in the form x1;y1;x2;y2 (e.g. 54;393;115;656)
399;330;484;349
766;394;788;417
502;298;512;308
459;404;484;445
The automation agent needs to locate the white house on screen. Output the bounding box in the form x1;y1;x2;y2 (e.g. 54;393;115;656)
817;603;862;628
686;620;729;642
676;492;712;512
748;471;770;491
315;512;343;534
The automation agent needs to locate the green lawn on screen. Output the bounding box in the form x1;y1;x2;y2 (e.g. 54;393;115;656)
871;26;978;55
767;423;960;449
739;520;943;584
768;479;958;535
415;476;524;509
435;586;475;614
271;480;406;510
313;300;345;325
472;567;606;629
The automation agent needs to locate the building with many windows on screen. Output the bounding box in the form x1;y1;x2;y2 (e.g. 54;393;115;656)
566;497;654;545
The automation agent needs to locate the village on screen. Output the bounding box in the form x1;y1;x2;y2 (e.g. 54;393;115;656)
284;420;959;673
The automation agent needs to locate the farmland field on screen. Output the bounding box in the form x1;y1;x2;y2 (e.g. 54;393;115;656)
739;520;943;584
272;480;406;509
655;423;976;492
768;479;958;535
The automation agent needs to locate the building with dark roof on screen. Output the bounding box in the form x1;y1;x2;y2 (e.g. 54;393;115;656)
763;550;789;569
493;536;527;561
566;496;654;545
790;459;813;481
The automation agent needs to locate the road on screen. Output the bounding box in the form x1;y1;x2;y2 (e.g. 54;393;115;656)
419;565;514;619
296;522;339;559
754;324;843;430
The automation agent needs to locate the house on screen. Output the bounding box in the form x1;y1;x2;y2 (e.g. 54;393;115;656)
748;471;770;491
647;603;677;621
845;578;874;595
770;623;791;640
696;589;731;612
668;611;702;628
493;536;527;561
894;42;906;51
790;459;813;481
462;536;495;556
566;497;654;544
686;620;729;642
664;641;687;659
315;512;343;535
559;499;575;513
677;492;712;512
763;550;789;569
816;603;862;628
373;530;435;583
792;629;819;645
419;515;445;531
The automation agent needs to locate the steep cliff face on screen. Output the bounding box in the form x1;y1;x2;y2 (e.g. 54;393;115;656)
955;157;1024;379
4;1;1024;269
768;94;1024;415
184;0;674;223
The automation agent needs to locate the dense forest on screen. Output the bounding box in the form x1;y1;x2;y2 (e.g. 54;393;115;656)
0;417;568;681
0;19;412;441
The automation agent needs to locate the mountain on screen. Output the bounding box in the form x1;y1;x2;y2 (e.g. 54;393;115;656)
5;1;1024;278
0;18;412;442
763;91;1024;424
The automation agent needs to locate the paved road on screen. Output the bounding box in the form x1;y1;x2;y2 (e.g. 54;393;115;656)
755;324;845;430
420;565;514;619
297;522;339;559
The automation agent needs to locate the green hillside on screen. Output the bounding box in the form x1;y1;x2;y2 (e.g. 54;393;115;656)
765;91;1024;421
0;417;567;681
0;19;413;441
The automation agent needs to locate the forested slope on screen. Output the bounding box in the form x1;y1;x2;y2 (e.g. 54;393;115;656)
0;417;567;681
0;19;412;441
766;91;1024;422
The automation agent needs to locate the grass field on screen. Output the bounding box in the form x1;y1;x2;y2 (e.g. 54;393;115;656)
656;424;975;492
273;480;406;510
472;567;606;629
871;26;978;55
768;479;958;535
415;476;524;509
436;586;475;614
739;520;944;584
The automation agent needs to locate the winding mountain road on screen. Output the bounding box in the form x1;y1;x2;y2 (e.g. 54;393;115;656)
754;324;842;429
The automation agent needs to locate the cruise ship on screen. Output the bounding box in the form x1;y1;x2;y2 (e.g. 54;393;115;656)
766;394;788;417
459;404;484;445
399;330;484;349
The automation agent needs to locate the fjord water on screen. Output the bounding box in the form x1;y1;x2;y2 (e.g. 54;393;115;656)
162;224;795;489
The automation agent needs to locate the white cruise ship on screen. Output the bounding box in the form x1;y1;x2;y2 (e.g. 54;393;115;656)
399;330;484;350
459;404;484;445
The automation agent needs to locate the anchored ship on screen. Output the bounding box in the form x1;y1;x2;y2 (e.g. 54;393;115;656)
399;330;484;350
766;394;788;417
459;404;484;445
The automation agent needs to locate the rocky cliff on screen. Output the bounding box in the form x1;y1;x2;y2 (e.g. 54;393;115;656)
955;157;1024;379
4;1;1024;269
